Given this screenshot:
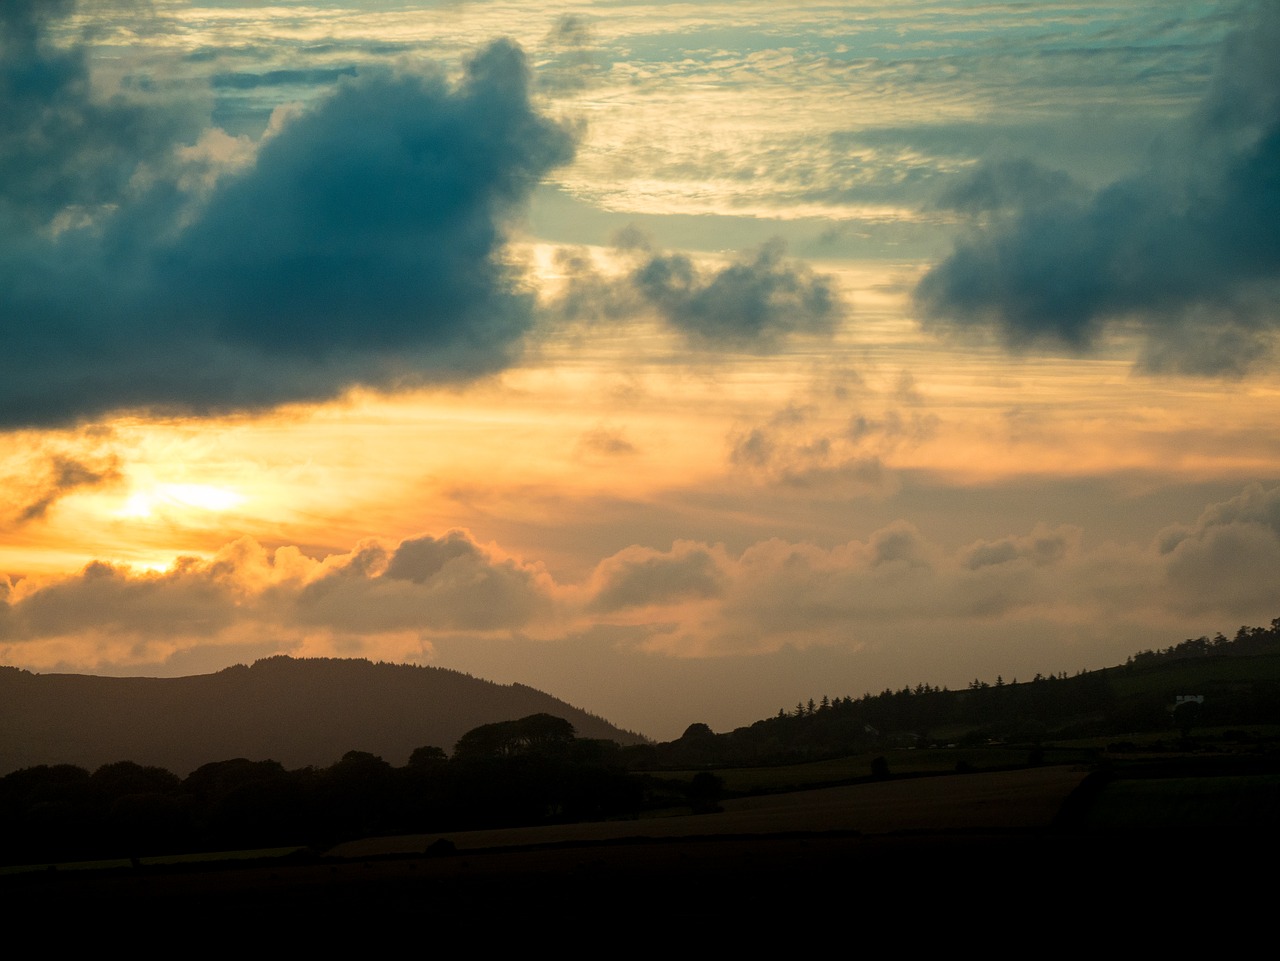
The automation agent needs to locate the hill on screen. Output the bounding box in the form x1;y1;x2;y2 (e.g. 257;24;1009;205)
0;656;643;776
651;618;1280;766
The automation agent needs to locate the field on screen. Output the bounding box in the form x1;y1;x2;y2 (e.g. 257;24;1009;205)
6;755;1274;927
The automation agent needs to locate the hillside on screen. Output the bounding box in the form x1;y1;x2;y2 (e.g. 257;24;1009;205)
651;618;1280;766
0;656;643;776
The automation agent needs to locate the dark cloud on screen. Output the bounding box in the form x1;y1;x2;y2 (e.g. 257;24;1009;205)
0;0;195;227
933;158;1083;216
915;3;1280;374
634;239;841;349
0;5;575;428
552;234;844;352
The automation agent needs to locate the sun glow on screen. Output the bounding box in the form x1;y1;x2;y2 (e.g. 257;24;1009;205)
117;484;246;519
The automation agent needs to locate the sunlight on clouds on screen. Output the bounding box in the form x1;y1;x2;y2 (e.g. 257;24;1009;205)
117;484;245;519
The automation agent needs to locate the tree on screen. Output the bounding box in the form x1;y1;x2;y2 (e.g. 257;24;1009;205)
1173;699;1201;740
408;745;448;769
687;771;724;814
453;714;576;760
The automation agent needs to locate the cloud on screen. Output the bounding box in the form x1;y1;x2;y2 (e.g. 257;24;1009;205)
297;531;556;633
932;158;1084;216
633;238;842;350
725;389;934;496
0;530;558;667
210;68;359;90
963;525;1075;571
586;542;726;613
0;431;121;528
11;454;121;526
0;0;196;228
1156;484;1280;612
549;234;844;352
4;486;1279;679
575;485;1280;657
0;6;575;428
537;14;608;92
915;2;1280;375
578;425;638;457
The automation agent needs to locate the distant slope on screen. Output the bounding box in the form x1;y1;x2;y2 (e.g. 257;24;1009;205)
0;656;645;776
650;619;1280;767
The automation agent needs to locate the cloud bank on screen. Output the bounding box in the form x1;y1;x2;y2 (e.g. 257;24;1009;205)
0;530;558;667
4;486;1277;674
916;3;1280;375
0;4;574;428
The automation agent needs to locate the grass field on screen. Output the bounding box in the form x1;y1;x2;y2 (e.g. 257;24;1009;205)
662;745;1097;795
1105;652;1280;697
1084;774;1280;830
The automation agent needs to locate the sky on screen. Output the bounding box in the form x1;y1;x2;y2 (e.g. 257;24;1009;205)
2;0;1279;741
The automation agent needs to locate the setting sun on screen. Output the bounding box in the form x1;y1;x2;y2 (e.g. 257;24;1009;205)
117;484;245;519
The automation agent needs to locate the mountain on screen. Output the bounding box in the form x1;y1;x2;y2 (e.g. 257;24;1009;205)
0;656;644;776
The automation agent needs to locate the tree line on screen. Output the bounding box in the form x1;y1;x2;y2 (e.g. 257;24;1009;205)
648;617;1280;768
0;713;651;866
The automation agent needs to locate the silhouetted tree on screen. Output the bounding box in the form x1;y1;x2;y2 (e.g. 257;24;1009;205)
687;771;724;814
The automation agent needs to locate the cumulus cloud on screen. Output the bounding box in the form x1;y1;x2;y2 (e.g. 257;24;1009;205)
4;486;1279;674
0;530;557;667
550;234;844;351
297;532;556;633
586;541;726;613
1156;484;1280;612
574;485;1280;657
915;2;1280;375
963;525;1076;570
0;3;575;428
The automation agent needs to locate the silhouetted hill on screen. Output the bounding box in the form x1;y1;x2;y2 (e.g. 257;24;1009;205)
0;656;644;775
651;618;1280;766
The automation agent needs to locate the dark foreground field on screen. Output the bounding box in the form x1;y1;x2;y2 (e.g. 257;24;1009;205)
7;762;1275;927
